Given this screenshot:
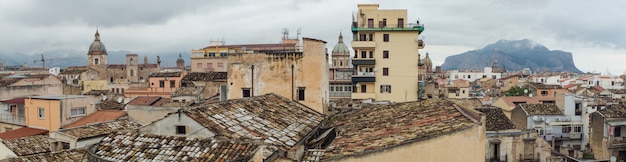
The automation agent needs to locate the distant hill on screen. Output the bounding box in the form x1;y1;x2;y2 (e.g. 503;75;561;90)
441;39;582;73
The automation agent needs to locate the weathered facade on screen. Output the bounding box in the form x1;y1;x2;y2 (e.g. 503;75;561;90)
24;95;96;131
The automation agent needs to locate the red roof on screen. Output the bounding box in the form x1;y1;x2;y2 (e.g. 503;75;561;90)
127;96;168;106
62;110;127;129
0;98;25;104
563;84;577;89
0;127;48;140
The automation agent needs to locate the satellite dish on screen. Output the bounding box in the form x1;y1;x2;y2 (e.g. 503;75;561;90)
611;156;616;162
546;119;550;123
102;96;107;101
533;116;538;121
529;93;533;97
523;89;528;93
117;97;123;103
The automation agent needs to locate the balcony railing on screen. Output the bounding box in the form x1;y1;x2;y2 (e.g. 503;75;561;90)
609;136;626;148
0;114;26;126
353;72;375;77
330;92;352;98
352;22;425;34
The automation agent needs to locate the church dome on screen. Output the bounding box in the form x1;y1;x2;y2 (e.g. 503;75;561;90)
423;52;432;65
332;33;350;54
88;30;107;54
177;53;184;63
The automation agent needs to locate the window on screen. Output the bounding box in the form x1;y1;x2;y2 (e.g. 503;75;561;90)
574;126;582;133
541;91;548;96
330;86;334;91
242;88;251;97
383;50;389;58
298;87;306;101
359;34;366;41
159;80;165;87
209;52;216;57
467;75;471;79
462;90;466;94
455;90;460;96
361;85;367;93
38;108;45;119
110;77;113;83
368;34;373;41
616;127;622;137
130;69;134;76
397;18;404;28
337;86;343;91
361;51;366;58
218;62;224;67
220;52;227;57
339;61;343;66
382;18;387;27
207;63;213;69
94;58;99;65
367;18;374;28
380;85;391;93
482;75;487;78
176;126;186;135
62;142;70;150
346;86;352;92
369;51;373;58
383;34;389;42
70;107;86;117
492;75;497;79
383;68;389;76
170;80;176;88
562;126;571;133
130;58;134;64
196;63;202;69
575;103;582;115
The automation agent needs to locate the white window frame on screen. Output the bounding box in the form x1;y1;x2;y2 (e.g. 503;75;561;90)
70;107;86;117
38;108;45;119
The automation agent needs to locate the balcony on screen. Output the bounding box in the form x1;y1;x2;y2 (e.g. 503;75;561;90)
352;59;376;65
352;92;376;99
352;22;425;34
352;72;375;82
351;41;376;48
0;114;26;126
608;136;626;148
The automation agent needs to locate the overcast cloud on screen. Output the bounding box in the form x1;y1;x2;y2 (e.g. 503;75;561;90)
0;0;625;74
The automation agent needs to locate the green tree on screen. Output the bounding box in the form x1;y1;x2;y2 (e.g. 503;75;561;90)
505;86;531;96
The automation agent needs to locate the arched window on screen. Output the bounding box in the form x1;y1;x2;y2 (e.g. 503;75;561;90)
130;58;134;64
130;69;134;76
94;58;99;65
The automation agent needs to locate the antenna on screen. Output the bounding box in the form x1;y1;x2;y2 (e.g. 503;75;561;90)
117;97;123;103
282;28;289;39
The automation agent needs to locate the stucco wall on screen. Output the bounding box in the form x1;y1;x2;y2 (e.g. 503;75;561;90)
591;112;608;160
126;105;179;125
0;84;63;100
510;107;528;130
0;143;17;160
139;112;216;138
0;123;24;132
330;125;485;162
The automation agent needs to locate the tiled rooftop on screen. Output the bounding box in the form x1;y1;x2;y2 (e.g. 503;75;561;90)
597;104;626;118
181;72;227;86
319;99;477;160
1;148;87;162
609;89;626;94
0;127;48;140
151;71;182;77
499;96;556;108
95;100;125;110
59;68;87;75
1;135;51;156
518;103;563;116
93;132;260;161
127;96;166;106
475;107;516;131
185;93;324;154
173;86;204;97
59;119;141;140
63;110;127;129
107;64;158;69
85;90;109;95
0;78;20;86
0;97;25;104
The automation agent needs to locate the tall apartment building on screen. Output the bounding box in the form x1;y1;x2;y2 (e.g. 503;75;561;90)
351;4;424;102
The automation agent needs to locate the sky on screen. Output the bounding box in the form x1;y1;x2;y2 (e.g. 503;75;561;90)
1;0;625;74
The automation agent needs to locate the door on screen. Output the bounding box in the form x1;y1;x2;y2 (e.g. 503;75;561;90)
367;19;374;28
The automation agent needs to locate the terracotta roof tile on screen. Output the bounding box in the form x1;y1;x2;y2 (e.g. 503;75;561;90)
173;86;204;96
320;99;476;160
0;127;48;140
500;96;556;108
597;104;626;118
85;90;110;96
0;98;25;104
63;110;128;129
475;107;516;131
181;72;227;86
518;104;562;116
93;132;260;161
127;96;165;106
1;135;51;156
59;119;141;140
529;82;562;89
1;148;86;162
150;71;182;77
95;100;125;110
609;89;626;94
185;93;324;155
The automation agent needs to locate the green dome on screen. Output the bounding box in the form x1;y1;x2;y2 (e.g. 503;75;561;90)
332;33;350;54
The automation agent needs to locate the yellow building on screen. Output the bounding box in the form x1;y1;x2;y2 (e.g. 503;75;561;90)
190;41;231;72
351;4;424;102
24;95;96;132
81;80;108;94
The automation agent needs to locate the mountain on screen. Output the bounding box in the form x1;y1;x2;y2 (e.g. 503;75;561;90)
441;39;582;73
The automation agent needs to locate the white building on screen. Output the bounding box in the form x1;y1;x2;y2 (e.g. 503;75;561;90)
448;67;501;82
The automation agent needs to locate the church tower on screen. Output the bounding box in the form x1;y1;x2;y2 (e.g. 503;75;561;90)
331;33;350;68
87;30;107;67
176;53;185;69
423;52;433;73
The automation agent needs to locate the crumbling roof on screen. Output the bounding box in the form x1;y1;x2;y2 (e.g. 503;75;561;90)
185;93;324;153
475;107;516;131
1;148;87;162
63;110;128;129
1;135;51;156
609;89;626;94
0;78;20;86
181;72;227;86
173;86;204;97
499;96;556;108
529;82;562;89
60;68;87;75
320;99;477;160
59;119;141;140
93;132;260;161
85;90;109;96
517;104;563;116
597;104;626;118
95;100;125;110
150;71;182;77
589;86;606;94
0;127;48;140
